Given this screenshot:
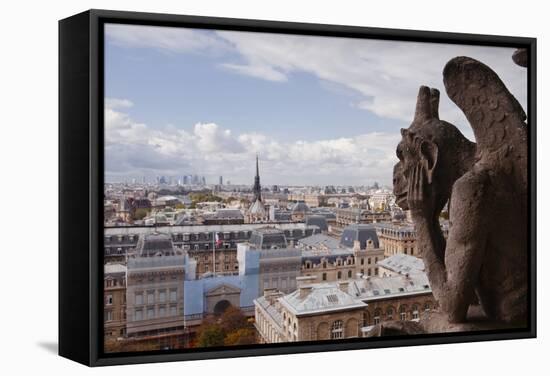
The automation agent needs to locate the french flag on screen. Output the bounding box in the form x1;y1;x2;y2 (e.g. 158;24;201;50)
215;233;222;248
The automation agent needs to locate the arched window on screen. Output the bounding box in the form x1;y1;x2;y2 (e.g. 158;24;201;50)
386;307;394;321
374;309;381;325
399;305;407;321
412;304;419;320
330;320;344;339
337;271;342;279
363;311;371;326
424;302;432;312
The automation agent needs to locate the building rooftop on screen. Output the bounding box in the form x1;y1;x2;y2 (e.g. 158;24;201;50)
377;254;425;275
340;224;380;249
249;198;266;216
104;263;126;274
280;283;366;316
249;227;288;249
104;222;316;235
136;232;176;257
207;208;244;219
298;233;342;250
349;273;431;301
291;201;310;214
305;215;329;232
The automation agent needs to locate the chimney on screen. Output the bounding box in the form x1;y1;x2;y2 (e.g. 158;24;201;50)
296;275;317;287
338;280;349;293
264;288;283;305
353;240;361;253
299;285;313;298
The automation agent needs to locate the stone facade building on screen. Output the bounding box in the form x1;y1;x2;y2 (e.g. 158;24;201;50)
375;222;449;258
254;267;436;343
376;223;419;258
335;208;392;227
104;263;127;341
300;239;385;282
255;282;366;343
104;222;320;273
125;233;195;348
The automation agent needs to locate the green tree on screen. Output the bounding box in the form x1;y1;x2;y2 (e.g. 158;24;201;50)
196;324;225;347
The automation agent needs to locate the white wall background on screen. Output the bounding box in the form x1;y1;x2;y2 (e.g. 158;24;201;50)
0;0;546;374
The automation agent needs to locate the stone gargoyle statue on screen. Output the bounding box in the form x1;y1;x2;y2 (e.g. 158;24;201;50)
371;55;528;335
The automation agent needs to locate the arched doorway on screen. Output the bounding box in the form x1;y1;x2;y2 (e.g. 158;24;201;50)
213;299;232;315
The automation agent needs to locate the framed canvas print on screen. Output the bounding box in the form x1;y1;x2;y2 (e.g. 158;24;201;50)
59;9;536;366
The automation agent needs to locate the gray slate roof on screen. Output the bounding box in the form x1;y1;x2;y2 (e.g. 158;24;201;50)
377;254;425;275
340;224;380;249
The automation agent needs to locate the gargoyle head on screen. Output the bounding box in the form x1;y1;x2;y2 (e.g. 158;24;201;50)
393;86;475;212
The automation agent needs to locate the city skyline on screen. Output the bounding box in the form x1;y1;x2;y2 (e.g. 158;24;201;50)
104;23;526;185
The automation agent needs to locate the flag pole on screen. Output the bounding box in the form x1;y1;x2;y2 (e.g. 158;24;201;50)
212;231;215;276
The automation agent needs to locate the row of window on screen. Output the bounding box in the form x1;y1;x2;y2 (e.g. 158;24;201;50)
200;263;239;272
318;267;379;281
134;305;178;320
263;277;294;290
105;228;313;245
132;272;180;284
134;289;178;305
366;303;432;325
104;309;125;322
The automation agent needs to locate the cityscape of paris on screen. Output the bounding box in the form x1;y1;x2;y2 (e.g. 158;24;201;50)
102;22;527;352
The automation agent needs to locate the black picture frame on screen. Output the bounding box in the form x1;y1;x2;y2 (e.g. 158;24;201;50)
59;9;537;367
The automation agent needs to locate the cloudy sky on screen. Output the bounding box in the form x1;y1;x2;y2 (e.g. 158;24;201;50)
104;23;527;186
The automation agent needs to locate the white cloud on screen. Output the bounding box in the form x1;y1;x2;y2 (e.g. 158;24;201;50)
221;63;288;82
105;98;133;109
105;99;399;185
105;24;527;142
215;30;527;139
105;24;229;55
104;26;528;184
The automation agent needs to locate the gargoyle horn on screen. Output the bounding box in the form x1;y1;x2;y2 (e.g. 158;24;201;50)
414;86;440;123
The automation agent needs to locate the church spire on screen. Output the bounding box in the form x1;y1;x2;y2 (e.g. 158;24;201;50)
253;154;262;202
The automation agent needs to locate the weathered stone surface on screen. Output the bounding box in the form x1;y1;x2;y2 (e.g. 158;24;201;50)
381;55;529;335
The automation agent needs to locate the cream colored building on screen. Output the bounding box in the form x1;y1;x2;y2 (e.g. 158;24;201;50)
300;239;385;282
255;282;366;343
254;268;436;343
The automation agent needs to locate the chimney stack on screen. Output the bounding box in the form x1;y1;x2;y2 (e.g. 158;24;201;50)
338;280;349;293
299;285;313;298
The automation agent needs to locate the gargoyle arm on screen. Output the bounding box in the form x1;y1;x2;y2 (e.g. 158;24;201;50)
415;169;489;323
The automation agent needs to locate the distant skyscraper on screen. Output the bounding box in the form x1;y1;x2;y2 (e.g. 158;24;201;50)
201;176;206;185
219;176;223;185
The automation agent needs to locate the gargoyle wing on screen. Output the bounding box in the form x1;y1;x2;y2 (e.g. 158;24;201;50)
443;56;527;157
